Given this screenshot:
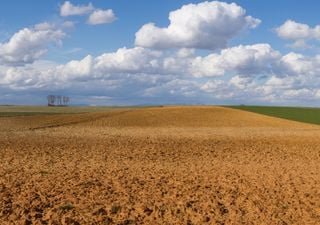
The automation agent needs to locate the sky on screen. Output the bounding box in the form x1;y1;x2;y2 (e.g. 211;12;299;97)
1;1;320;106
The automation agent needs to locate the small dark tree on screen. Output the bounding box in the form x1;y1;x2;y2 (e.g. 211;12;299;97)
47;95;56;106
57;96;62;105
47;95;70;106
63;96;69;105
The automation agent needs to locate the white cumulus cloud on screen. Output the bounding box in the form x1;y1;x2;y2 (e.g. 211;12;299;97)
94;47;161;75
279;52;316;76
276;20;320;49
135;1;260;50
60;1;94;16
189;44;280;77
60;1;116;26
0;26;65;66
87;9;117;25
57;55;94;81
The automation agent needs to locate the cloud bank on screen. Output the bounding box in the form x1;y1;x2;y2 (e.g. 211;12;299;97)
1;1;320;106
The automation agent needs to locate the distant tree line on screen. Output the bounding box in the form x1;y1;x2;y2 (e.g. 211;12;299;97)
47;95;70;107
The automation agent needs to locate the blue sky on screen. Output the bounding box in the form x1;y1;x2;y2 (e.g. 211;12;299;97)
0;1;320;106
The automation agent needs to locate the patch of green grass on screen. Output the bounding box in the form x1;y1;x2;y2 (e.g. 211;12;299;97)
228;105;320;125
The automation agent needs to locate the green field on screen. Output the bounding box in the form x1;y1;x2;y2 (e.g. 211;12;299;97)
0;106;116;117
228;105;320;125
0;105;161;117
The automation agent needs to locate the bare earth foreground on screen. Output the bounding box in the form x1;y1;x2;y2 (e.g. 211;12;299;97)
0;106;320;225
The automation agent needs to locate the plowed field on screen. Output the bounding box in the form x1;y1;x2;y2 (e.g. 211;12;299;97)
1;106;320;224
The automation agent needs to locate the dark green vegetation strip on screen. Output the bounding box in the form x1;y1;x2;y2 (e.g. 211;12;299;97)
0;106;113;117
0;105;161;117
0;112;62;117
228;105;320;125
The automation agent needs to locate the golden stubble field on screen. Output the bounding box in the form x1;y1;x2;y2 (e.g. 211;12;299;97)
0;106;320;225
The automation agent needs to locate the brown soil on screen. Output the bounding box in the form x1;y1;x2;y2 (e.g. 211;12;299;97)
0;106;320;225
